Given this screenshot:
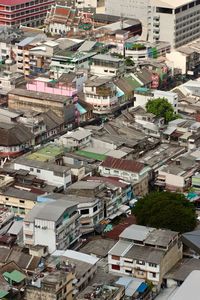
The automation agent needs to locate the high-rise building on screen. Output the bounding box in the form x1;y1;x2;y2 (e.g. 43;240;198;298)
105;0;200;48
0;0;54;27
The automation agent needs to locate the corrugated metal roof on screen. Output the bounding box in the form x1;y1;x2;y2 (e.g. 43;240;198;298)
18;36;36;47
52;249;99;265
78;41;96;52
119;224;154;241
169;270;200;300
101;157;144;173
109;240;133;256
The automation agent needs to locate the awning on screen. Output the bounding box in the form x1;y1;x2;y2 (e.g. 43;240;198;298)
108;211;123;220
119;205;130;213
137;282;148;293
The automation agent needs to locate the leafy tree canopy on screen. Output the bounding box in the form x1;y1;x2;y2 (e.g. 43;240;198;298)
146;97;178;123
133;191;197;233
125;57;135;66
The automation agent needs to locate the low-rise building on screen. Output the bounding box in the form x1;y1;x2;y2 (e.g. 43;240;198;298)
133;87;178;113
8;88;76;125
99;156;150;196
13;156;72;190
84;176;133;220
0;122;34;158
124;39;170;62
50;51;95;76
83;77;119;115
23;199;80;253
38;191;102;235
155;152;200;192
25;270;75;300
50;249;99;293
166;40;200;76
108;224;182;291
0;187;38;217
58;127;92;149
0;71;24;95
77;283;125;300
90;54;125;77
66;181;104;234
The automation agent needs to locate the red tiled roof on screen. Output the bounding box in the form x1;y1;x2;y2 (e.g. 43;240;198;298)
104;215;136;240
101;156;144;173
55;7;70;16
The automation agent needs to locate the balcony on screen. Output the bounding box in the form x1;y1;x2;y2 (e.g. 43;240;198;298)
56;212;79;233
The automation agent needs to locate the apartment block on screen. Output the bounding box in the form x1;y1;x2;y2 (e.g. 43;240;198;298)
23;199;80;253
99;156;150;196
0;0;54;27
108;225;182;291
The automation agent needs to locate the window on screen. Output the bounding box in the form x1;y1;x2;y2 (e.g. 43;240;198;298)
19;200;25;204
5;197;9;201
93;206;98;212
112;264;120;270
125;269;132;274
149;263;157;268
156;7;173;14
151;272;157;278
113;170;119;174
124;259;133;263
30;167;34;171
137;270;144;275
136;260;145;265
112;255;120;261
37;169;40;173
25;234;32;239
80;209;89;215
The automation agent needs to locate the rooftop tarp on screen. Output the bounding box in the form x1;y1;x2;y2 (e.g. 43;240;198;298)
75;150;106;161
137;282;148;293
0;290;9;299
3;270;26;283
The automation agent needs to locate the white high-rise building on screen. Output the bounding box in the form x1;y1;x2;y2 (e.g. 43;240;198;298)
148;0;200;48
105;0;149;39
105;0;200;48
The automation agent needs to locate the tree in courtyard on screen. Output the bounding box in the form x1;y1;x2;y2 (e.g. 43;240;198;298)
146;97;178;123
133;191;197;233
125;57;135;66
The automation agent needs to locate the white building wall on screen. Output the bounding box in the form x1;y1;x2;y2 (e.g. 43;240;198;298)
166;51;187;74
99;165;140;182
105;0;149;37
23;221;35;245
34;219;56;253
90;65;118;77
134;93;152;108
159;170;184;189
14;163;71;188
153;90;178;112
149;0;200;48
75;0;97;8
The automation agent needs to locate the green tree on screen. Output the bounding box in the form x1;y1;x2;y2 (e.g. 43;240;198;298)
125;57;135;66
133;191;197;233
146;98;178;123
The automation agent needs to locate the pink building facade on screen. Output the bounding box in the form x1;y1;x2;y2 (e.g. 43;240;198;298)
27;78;77;97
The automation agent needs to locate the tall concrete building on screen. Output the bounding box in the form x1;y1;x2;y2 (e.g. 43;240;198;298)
0;0;54;27
105;0;149;39
149;0;200;48
105;0;200;48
